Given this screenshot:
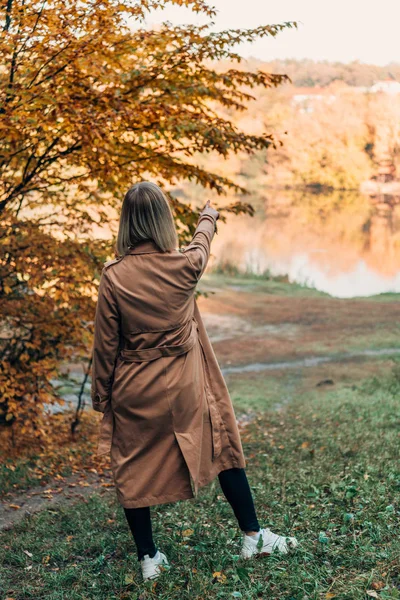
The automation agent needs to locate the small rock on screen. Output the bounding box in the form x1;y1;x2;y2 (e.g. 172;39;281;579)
316;379;334;387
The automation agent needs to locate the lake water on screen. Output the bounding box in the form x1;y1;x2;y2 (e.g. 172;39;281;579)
210;191;400;298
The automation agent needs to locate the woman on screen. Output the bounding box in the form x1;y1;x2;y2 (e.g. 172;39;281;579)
91;181;298;581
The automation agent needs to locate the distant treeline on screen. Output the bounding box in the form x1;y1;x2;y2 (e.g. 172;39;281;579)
179;60;400;201
248;58;400;88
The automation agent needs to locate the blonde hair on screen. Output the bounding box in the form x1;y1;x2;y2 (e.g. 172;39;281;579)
116;182;178;256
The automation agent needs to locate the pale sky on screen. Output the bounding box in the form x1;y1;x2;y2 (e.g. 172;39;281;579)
142;0;400;66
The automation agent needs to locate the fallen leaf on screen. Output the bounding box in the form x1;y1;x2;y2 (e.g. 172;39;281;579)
212;571;227;583
23;550;33;558
371;582;384;591
9;504;21;510
182;528;194;537
366;591;379;598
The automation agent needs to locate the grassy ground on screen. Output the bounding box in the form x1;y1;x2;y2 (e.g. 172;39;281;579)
1;276;400;599
1;366;400;599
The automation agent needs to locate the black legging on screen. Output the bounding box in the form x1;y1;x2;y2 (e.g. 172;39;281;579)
123;467;260;561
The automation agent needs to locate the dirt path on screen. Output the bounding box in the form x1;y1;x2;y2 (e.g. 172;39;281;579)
221;347;400;374
197;281;400;367
0;470;114;531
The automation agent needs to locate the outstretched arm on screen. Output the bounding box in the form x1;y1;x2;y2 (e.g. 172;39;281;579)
181;201;219;282
90;268;120;413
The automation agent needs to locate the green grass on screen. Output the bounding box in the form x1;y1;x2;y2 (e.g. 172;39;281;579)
0;456;74;496
355;292;400;303
201;272;329;298
203;271;400;302
229;370;302;414
1;369;400;599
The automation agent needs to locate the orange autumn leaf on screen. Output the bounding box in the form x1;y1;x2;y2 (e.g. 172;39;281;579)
182;529;194;537
212;571;227;583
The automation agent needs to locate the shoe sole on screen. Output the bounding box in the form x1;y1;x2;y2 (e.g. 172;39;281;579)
240;540;298;559
143;562;170;581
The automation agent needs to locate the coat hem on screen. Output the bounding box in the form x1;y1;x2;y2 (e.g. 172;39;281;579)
116;457;246;509
197;457;246;491
117;489;194;509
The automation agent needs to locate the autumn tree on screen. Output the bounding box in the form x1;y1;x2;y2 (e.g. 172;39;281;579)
0;0;294;445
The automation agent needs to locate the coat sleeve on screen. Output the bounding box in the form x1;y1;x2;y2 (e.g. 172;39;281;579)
181;206;218;281
90;268;121;413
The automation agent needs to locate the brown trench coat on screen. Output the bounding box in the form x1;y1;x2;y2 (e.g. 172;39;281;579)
90;206;246;508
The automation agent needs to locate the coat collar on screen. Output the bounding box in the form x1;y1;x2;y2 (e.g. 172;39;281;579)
126;239;162;255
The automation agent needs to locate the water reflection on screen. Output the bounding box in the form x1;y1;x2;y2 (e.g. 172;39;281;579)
211;192;400;298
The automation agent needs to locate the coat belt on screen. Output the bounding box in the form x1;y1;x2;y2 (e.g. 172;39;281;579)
119;319;198;362
96;317;223;461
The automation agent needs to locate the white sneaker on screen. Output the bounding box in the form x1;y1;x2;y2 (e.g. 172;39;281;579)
240;527;298;559
140;550;170;581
